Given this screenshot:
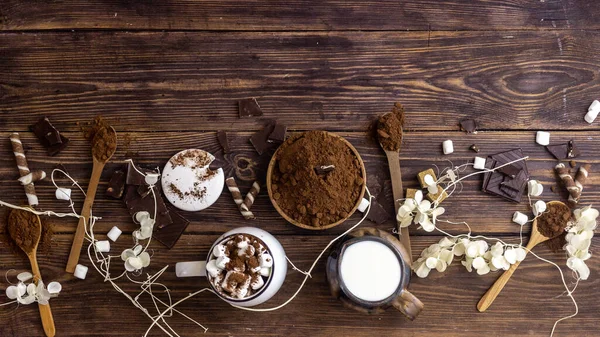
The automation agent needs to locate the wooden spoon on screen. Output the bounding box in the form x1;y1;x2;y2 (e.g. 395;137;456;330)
477;201;567;312
8;208;56;337
66;126;117;273
378;111;412;266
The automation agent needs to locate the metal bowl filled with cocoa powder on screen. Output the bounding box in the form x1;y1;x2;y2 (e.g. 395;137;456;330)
267;131;366;230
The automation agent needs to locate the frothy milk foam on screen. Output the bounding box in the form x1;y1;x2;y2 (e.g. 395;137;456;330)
340;240;401;302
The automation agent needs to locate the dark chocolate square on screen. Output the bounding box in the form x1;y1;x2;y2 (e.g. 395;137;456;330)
268;124;287;143
238;98;263;118
545;143;568;161
29;117;69;156
497;164;521;179
249;122;275;155
153;209;190;249
106;170;126;199
217;131;230;153
366;200;390;224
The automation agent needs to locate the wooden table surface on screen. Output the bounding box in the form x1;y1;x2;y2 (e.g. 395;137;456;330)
1;1;599;336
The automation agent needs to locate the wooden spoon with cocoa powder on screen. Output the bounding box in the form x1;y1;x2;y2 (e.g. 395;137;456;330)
8;208;56;337
478;200;569;312
377;103;412;266
66;126;117;273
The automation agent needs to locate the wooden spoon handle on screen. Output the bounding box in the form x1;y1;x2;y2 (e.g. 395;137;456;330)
29;254;56;337
385;150;412;266
66;160;105;273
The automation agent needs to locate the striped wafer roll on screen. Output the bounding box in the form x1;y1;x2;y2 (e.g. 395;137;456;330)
568;164;591;207
225;177;255;220
9;133;38;206
241;181;260;212
18;170;47;185
555;163;579;203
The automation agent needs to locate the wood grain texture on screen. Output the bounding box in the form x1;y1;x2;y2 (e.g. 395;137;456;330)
1;31;600;132
0;0;596;31
0;234;597;337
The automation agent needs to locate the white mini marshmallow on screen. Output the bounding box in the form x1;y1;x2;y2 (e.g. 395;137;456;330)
237;240;249;250
95;240;110;253
216;255;230;269
251;276;265;290
536;131;550;146
107;226;122;242
423;174;435;186
357;198;370;213
442;140;454;154
512;211;528;226
212;244;226;257
206;259;220;277
585;100;600;124
473;156;486;170
144;173;160;185
527;180;544;197
533;200;547;216
259;253;273;268
74;264;88;280
55;188;72;201
260;267;271;277
238;245;255;257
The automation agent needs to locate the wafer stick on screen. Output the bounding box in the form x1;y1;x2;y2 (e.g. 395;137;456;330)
241;181;260;212
555;163;579;203
225;177;255;220
18;170;47;185
9;133;38;206
568;164;591;207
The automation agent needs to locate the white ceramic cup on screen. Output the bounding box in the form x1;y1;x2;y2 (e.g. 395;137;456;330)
176;227;287;307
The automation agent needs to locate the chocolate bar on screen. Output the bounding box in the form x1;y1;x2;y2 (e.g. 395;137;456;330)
459;119;478;133
238;98;263;118
153;208;190;249
124;185;173;229
366;200;390;224
29;116;69;156
217;131;230;153
482;148;529;203
497;164;521;179
268;124;287;143
249;122;275;155
106;170;126;199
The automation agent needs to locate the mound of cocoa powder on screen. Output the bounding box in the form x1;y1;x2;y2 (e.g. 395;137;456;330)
537;202;571;238
271;131;364;227
377;103;405;151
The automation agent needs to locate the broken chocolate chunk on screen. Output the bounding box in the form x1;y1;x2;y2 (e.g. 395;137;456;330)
106;170;126;199
546;140;580;160
482;148;529;203
366;200;390;224
268;124;287;143
29;116;69;156
137;184;152;198
459;119;478;133
217;131;230;153
153;208;190;249
567;140;580;159
124;185;173;229
470;144;480;153
126;162;157;186
314;165;335;175
497;164;521;179
249;122;275;155
238;98;263;118
208;158;224;171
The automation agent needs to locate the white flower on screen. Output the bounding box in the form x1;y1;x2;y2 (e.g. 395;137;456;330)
133;211;156;240
397;190;445;232
472;256;490;275
564;206;597;281
121;244;151;272
567;257;590;280
5;279;60;305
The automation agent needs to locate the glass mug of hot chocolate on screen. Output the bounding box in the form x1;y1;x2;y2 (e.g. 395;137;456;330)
176;227;287;307
326;227;423;319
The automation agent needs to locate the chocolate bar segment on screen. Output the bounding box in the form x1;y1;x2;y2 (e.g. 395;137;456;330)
238;98;263;118
459;119;478;133
482;148;530;203
124;185;173;229
29;116;69;156
153;208;190;249
249;122;275;155
268;124;287;143
366;200;390;224
497;164;521;179
106;170;126;199
217;131;230;153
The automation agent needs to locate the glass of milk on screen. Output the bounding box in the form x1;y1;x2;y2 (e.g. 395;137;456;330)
326;227;423;319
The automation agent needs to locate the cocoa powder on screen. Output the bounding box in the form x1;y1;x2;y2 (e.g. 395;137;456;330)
7;209;41;253
377;103;405;151
537;202;571;238
84;116;117;161
271;131;364;227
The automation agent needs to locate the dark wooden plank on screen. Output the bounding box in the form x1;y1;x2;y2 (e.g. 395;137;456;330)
0;130;598;236
0;0;594;31
1;31;600;132
0;234;597;336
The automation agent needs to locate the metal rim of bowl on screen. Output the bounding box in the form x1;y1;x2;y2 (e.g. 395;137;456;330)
266;131;367;230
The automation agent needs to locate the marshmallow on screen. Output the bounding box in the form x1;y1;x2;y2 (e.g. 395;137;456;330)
144;173;160;185
251;275;265;290
55;187;72;201
536;131;550;146
95;240;111;253
237;240;249;250
221;271;251;299
260;267;271;277
238;245;255;257
585;100;600;124
473;156;486;170
527;180;543;197
259;253;273;268
206;259;220;277
107;226;122;242
216;255;230;269
357;198;370;213
423;174;435;186
442;140;454;155
74;264;88;280
533;200;547;216
47;282;62;295
512;211;528;226
212;244;226;257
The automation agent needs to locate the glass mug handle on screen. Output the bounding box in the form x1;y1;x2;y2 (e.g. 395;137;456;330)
391;289;423;320
175;261;207;278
